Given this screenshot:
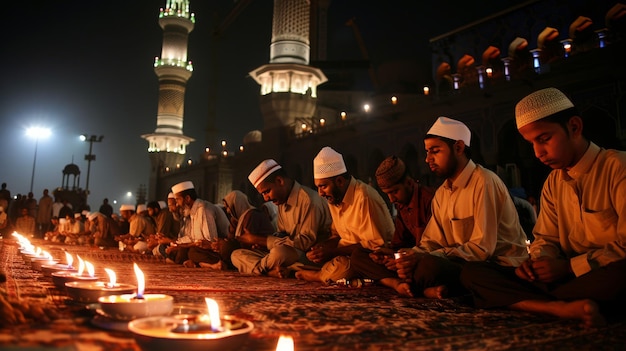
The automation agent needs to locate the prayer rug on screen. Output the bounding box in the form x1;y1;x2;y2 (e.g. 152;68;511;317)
1;239;625;351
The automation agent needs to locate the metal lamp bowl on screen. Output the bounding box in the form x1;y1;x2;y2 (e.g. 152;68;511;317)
31;258;59;271
98;294;174;321
52;271;99;292
65;281;137;304
128;315;253;351
41;264;76;277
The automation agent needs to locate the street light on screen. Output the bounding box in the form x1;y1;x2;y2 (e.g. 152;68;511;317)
80;134;104;198
26;126;51;193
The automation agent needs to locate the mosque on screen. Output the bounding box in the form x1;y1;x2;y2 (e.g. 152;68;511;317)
144;0;626;206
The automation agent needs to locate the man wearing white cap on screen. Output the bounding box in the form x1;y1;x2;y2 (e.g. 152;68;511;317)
64;212;88;245
116;204;155;253
166;192;181;232
295;146;394;284
169;180;229;268
395;117;528;299
231;159;331;277
89;211;121;248
461;88;626;327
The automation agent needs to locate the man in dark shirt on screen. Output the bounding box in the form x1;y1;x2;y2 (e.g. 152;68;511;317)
99;198;114;217
350;156;434;296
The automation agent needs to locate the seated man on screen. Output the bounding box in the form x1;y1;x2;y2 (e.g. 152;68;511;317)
221;190;275;270
170;181;230;269
350;156;434;296
231;159;332;277
395;117;528;299
296;147;395;284
88;211;120;248
461;87;626;328
116;204;156;253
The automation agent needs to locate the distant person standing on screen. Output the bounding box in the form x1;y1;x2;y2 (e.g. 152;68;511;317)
15;207;36;237
51;196;64;219
99;198;114;218
25;192;37;218
0;206;8;237
0;183;10;214
36;189;53;238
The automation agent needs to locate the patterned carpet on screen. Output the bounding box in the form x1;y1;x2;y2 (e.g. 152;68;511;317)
1;238;625;351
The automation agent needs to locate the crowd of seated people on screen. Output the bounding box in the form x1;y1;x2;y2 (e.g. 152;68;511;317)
24;86;626;329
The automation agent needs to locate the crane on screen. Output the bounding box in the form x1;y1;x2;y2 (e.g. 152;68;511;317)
345;17;379;90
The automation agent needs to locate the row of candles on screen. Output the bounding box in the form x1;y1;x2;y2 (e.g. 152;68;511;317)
12;232;295;350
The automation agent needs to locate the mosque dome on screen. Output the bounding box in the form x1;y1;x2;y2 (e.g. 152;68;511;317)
62;163;81;175
243;130;262;145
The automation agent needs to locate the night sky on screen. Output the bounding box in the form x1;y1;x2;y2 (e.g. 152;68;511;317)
0;0;520;210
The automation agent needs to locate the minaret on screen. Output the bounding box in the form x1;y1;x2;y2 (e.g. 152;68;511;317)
249;0;327;132
142;0;195;199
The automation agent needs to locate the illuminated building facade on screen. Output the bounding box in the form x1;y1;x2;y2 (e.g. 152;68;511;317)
153;0;626;206
142;0;195;199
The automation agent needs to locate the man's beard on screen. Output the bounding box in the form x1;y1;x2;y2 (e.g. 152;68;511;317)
434;154;459;180
328;186;345;205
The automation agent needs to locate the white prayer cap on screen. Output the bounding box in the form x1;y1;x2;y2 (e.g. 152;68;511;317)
515;88;575;129
88;212;101;221
167;192;175;199
136;204;147;213
248;159;282;188
120;204;135;212
158;200;167;209
426;116;471;146
171;181;194;194
74;212;82;219
314;146;347;179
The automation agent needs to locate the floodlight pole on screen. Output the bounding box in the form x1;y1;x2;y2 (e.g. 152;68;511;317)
82;134;104;199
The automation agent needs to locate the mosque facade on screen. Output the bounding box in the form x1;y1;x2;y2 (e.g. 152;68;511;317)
150;0;626;206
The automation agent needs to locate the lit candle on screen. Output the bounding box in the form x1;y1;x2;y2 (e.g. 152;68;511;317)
134;262;145;299
65;252;74;268
85;261;95;278
76;255;86;275
205;297;222;332
65;267;136;304
30;250;58;270
423;86;430;96
486;67;493;78
525;239;531;254
104;268;117;288
276;335;294;351
98;263;173;320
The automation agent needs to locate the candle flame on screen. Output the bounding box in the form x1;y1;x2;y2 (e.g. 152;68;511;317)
276;335;294;351
77;255;85;275
104;268;117;287
65;252;74;268
42;250;53;260
134;263;145;298
35;247;42;256
204;297;222;331
85;261;95;277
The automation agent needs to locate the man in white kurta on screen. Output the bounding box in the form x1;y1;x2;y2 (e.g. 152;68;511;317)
296;147;394;284
461;87;626;327
395;117;528;299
